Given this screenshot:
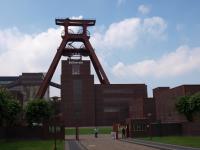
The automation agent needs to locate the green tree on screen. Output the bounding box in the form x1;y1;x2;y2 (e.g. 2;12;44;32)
190;92;200;112
25;99;52;126
0;88;22;126
5;99;22;126
176;96;194;121
0;88;9;125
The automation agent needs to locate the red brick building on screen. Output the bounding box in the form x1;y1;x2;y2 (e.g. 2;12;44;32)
0;73;50;106
61;58;200;129
129;97;156;122
61;59;151;127
153;85;200;123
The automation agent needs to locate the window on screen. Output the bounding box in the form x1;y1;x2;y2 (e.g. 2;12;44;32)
103;89;133;94
133;124;145;131
104;107;120;113
73;79;82;104
73;79;82;117
72;64;80;75
103;98;132;102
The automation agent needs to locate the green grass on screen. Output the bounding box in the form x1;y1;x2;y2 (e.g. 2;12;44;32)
142;136;200;148
65;126;112;135
0;139;64;150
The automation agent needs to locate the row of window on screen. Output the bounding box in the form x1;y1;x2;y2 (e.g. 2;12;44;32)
72;64;80;75
132;124;146;131
103;107;120;113
103;89;134;94
73;79;82;117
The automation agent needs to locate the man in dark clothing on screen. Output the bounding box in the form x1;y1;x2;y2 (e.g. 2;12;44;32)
122;128;125;139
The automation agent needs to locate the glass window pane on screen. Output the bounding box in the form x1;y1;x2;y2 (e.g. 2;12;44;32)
72;64;80;75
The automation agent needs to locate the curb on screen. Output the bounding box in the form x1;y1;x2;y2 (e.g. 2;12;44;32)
78;141;88;150
120;138;200;150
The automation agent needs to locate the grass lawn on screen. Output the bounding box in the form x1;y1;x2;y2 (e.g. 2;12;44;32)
142;136;200;148
65;126;112;135
0;139;64;150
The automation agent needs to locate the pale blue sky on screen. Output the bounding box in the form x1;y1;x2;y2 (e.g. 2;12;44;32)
0;0;200;96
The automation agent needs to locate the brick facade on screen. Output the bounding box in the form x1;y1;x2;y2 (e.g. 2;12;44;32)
61;60;148;127
129;97;156;122
153;85;200;123
61;60;95;127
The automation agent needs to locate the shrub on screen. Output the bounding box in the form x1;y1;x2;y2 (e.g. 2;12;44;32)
176;96;193;121
25;99;52;126
176;92;200;121
0;88;22;126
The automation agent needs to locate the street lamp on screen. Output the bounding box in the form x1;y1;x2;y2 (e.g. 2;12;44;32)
52;96;59;150
147;113;152;140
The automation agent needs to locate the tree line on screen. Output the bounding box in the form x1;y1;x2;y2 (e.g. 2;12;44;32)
0;88;53;127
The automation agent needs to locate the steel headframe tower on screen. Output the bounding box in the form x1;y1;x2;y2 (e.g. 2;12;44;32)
37;18;110;98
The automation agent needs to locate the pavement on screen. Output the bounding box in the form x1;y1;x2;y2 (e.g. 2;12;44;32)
65;140;84;150
120;138;200;150
65;134;158;150
65;134;200;150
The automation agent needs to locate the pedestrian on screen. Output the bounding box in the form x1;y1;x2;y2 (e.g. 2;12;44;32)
94;127;98;138
111;132;116;140
122;128;125;139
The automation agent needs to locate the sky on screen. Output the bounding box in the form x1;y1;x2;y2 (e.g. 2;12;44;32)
0;0;200;97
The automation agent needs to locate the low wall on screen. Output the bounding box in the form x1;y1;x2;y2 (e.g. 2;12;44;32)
0;127;6;139
182;122;200;136
128;121;200;137
151;123;182;136
0;126;65;140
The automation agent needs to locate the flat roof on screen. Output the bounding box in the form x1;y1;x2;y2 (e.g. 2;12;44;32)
0;76;18;81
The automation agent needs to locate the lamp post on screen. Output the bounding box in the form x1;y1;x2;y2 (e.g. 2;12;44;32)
52;96;59;150
147;113;152;140
75;111;79;141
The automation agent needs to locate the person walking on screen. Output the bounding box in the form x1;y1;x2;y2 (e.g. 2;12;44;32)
122;128;125;139
94;127;98;138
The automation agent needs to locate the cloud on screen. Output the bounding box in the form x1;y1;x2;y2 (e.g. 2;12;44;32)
117;0;126;6
138;4;151;15
0;27;62;75
112;45;200;78
91;17;167;51
176;23;184;32
0;15;167;89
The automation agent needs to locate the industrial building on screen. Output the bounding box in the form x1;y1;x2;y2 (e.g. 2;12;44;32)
61;59;153;127
0;73;49;106
1;18;200;136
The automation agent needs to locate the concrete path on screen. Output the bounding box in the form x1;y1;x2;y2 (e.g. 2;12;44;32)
65;139;84;150
121;138;200;150
77;134;158;150
65;134;200;150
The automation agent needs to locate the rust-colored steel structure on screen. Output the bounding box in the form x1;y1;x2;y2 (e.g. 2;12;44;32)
36;18;110;98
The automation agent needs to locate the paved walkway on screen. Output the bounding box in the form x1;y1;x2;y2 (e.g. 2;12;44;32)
65;134;200;150
66;134;158;150
121;138;200;150
65;139;84;150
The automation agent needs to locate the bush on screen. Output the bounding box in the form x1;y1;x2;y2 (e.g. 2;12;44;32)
5;99;22;126
176;92;200;121
25;99;53;126
0;88;22;126
190;93;200;112
176;96;193;121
